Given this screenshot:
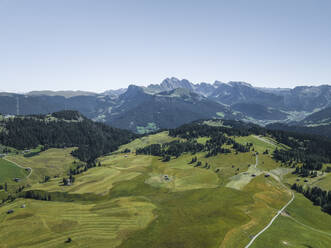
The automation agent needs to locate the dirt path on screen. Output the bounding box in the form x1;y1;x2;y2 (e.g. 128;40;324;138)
244;153;296;248
252;135;276;147
254;154;258;168
3;156;33;178
288;215;331;237
244;191;295;248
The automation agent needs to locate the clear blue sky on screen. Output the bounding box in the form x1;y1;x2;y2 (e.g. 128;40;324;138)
1;0;331;92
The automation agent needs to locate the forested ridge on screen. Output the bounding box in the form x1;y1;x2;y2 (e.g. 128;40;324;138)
0;111;137;162
169;120;331;161
134;120;331;163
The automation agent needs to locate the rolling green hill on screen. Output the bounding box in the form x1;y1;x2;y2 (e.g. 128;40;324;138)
0;117;331;247
0;158;28;183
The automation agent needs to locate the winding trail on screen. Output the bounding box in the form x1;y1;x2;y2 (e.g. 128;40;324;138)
254;154;258;168
288;215;331;237
245;191;295;248
3;156;33;178
244;152;295;248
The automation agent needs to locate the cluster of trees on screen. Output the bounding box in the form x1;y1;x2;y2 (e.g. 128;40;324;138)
189;156;198;164
1;147;11;154
205;134;233;157
63;160;102;185
205;147;231;157
0;183;8;191
0;184;28;204
293;161;323;177
168;122;254;157
273;147;327;176
188;157;211;168
136;137;250;159
270;130;331;164
137;123;255;159
136;140;205;158
23;190;52;201
169;120;331;166
273;149;327;165
62;175;75;186
15;185;25;193
292;184;331;215
43;176;51;183
198;162;211;169
232;142;250;153
51;110;83;120
24;151;41;158
1;194;16;205
0;111;137;162
69;160;101;176
168;120;264;139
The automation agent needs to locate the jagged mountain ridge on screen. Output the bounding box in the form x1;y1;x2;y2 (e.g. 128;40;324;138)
1;77;331;133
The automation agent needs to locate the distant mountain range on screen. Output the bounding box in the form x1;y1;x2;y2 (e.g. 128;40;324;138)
1;77;331;134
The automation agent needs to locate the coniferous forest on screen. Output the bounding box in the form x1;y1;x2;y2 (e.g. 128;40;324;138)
0;111;137;162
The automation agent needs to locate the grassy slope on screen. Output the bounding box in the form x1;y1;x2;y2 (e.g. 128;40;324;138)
118;131;179;152
251;193;331;248
235;135;331;247
0;144;18;155
0;158;28;183
313;173;331;189
0;197;156;248
7;148;77;183
283;164;331;191
115;174;289;248
0;132;329;247
30;154;151;195
15;148;288;247
234;135;287;153
221;176;291;248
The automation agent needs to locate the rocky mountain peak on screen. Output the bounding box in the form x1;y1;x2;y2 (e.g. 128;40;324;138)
228;81;253;88
160;77;194;91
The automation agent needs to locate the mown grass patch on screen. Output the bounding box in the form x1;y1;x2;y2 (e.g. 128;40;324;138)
112;173;290;248
234;135;285;153
118;131;179;152
0;197;156;248
312;173;331;189
115;177;253;248
7;148;77;183
0;158;28;183
30;154;152;195
258;154;281;171
196;137;209;145
203;152;256;183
